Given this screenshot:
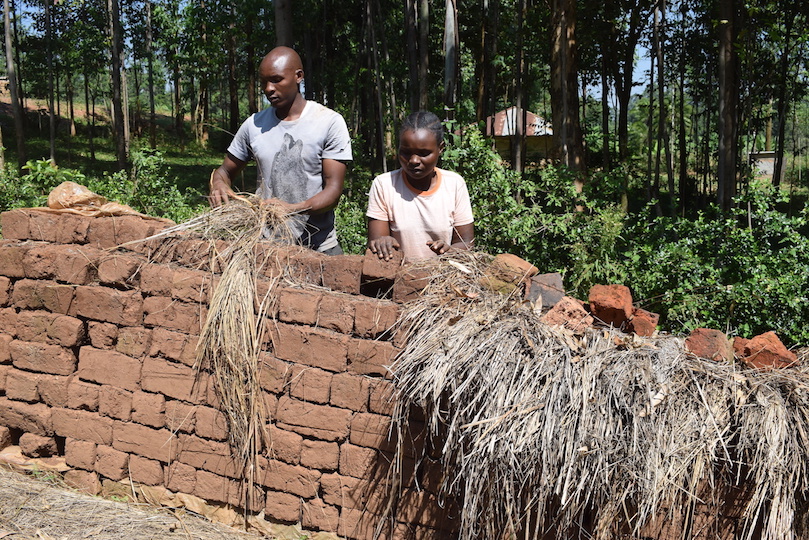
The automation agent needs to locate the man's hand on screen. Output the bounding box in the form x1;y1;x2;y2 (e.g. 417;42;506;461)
369;236;401;260
209;176;237;208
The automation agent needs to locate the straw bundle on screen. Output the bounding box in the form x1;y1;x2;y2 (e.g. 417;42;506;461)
389;251;809;540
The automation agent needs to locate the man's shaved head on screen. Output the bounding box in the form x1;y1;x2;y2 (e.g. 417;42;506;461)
262;46;303;73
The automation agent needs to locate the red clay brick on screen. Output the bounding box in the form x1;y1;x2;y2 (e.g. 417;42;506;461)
540;296;594;334
87;322;118;349
116;326;152;358
350;412;393;449
143;296;206;334
166;461;197;494
289;366;332;404
64;469;101;495
322;255;363;294
0;276;10;306
302;497;340;532
10;340;78;376
131;391;166;428
176;433;240;478
348;339;397;377
129;455;165;486
148;328;197;366
277;288;322;325
99;386;133;420
140;356;202;402
12;280;75;314
97;254;144;287
257;457;321;498
95;445;130;480
0;210;30;240
627;307;660;337
77;346;141;391
74;286;144;326
5;368;40;402
686;328;734;362
194;406;228;441
165;400;196;434
111;420;177;463
740;331;798;370
271;323;349;373
0;397;52;435
67;381;100;411
19;433;58;457
362;248;403;281
139;264;175;296
354;300;398;339
86;215;165;249
264;490;302;523
267;425;303;464
320;473;366;509
588;284;633;328
275;396;352;442
339;443;378;478
64;437;97;470
51;407;112;444
25;210;92;244
300;439;339;471
368;380;396;416
0;243;30;279
172;268;213;303
318;294;355;334
36;373;70;407
258;354;290;394
23;244;101;285
330;373;370;412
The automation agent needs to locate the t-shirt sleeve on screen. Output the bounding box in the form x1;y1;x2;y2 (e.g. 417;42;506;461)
226;118;254;163
452;176;474;226
322;113;353;161
366;176;390;221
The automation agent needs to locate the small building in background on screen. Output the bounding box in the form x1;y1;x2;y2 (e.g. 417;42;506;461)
485;107;554;161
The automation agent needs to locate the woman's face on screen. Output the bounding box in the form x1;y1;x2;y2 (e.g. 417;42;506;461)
398;128;443;184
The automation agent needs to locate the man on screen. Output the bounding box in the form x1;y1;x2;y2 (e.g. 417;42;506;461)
209;46;352;254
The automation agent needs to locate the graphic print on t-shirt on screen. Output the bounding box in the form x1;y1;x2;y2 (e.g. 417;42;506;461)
270;133;308;203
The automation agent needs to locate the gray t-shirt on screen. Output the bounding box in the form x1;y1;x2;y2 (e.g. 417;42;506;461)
227;101;353;251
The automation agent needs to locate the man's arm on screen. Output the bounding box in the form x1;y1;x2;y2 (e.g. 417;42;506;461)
279;158;347;215
209;153;247;207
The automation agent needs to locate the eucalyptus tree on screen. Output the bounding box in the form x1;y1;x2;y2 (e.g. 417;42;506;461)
4;0;24;168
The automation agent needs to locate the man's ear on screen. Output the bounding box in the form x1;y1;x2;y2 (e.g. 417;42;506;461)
296;69;304;83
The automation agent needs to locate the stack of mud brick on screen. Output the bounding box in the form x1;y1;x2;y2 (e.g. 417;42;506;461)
0;208;453;539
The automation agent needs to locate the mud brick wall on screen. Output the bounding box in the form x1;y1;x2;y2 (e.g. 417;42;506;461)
0;209;451;539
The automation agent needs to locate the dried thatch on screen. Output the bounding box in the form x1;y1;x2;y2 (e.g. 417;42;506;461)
388;251;809;540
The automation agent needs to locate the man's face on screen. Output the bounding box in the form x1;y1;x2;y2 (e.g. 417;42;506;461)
259;56;302;110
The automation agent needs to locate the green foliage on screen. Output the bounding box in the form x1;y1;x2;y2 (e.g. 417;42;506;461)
335;197;368;255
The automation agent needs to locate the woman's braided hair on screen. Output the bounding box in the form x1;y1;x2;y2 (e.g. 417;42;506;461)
400;111;444;145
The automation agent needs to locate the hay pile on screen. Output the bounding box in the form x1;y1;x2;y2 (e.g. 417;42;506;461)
389;251;809;540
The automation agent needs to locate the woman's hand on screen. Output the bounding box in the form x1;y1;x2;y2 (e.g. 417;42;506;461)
426;239;452;255
369;236;401;260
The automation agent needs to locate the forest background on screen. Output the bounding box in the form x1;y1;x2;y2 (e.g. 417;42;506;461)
0;0;807;347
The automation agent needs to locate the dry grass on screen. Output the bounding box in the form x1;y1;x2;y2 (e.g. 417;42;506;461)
388;251;809;540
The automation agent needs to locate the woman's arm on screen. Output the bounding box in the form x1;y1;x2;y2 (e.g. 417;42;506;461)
367;218;400;260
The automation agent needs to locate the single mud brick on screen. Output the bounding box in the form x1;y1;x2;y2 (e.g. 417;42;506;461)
627;307;660;337
285;249;325;286
300;439;339;471
256;457;321;498
347;339;397;377
5;368;40;402
74;286;143;326
267;425;303;465
368;379;396;416
10;340;78;376
194;406;228;441
36;373;71;407
140;356;202;402
362;248;403;281
275;396;352;442
257;353;290;394
12;280;75;314
87;322;118;349
67;381;100;411
339;507;383;539
302;497;340;532
525;272;565;308
1;209;31;240
318;293;355;334
540;296;594;334
289;365;333;404
112;420;177;463
97;253;144;287
733;336;749;358
143;296;206;335
165;400;196;434
0;276;10;306
19;433;58;457
171;268;213;304
353;299;398;339
486;253;539;285
277;288;322;325
588;284;633;327
165;461;197;493
171;238;211;269
139;264;175;296
87;215;165;249
320;473;365;509
393;266;430;303
65;438;97;469
148;328;196;366
264;490;302;523
271;323;349;373
740;331;798;371
26;211;93;244
95;445;130;481
339;442;378;479
128;455;164;486
51;407;113;444
64;469;102;495
350;412;393;449
77;346;141;391
322;254;363;295
685;328;733;362
23;244;103;285
17;312;85;348
0;397;52;435
131;391;166;428
0;426;13;450
176;433;240;478
0;243;30;278
330;372;370;412
98;386;133;421
0;333;12;363
117;326;153;358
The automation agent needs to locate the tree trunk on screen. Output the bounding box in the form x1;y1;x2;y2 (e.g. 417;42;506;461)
677;0;687;215
367;0;387;172
549;0;585;174
4;0;24;169
417;0;429;110
83;70;95;161
246;17;257;115
772;8;796;187
654;0;675;214
717;0;738;211
275;0;294;47
443;0;458;120
146;0;156;149
45;0;56;163
404;0;419;112
109;0;126;169
227;8;239;136
511;0;526;174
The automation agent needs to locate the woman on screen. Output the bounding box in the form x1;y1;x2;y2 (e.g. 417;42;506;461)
366;111;474;262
